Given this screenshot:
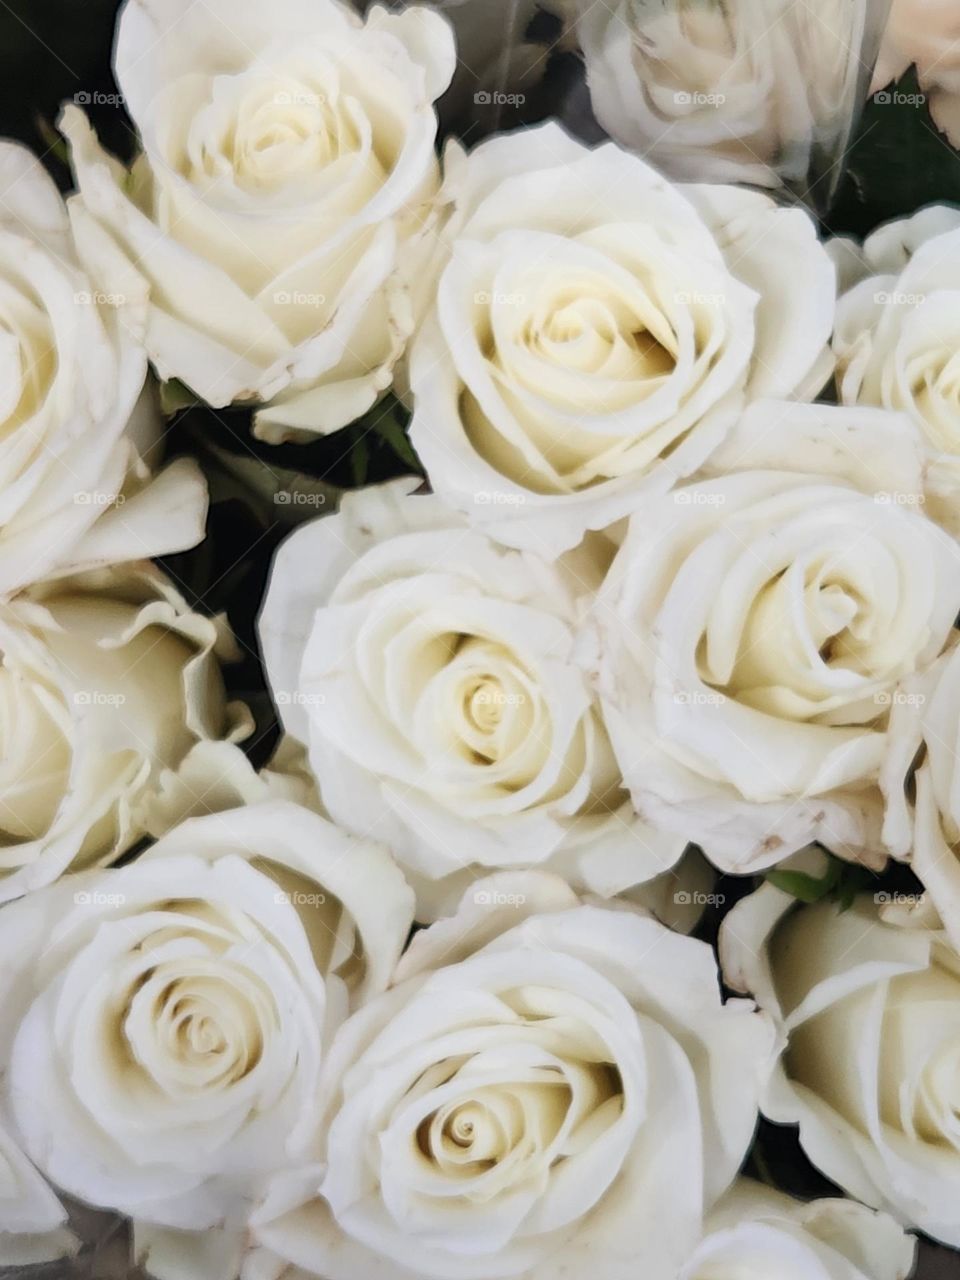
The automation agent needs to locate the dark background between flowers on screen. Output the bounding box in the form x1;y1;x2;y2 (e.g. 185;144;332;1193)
0;1;959;1277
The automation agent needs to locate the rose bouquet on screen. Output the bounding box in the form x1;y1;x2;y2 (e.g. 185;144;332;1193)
0;0;958;1277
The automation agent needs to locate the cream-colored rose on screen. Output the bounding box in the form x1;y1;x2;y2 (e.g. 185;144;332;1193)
572;0;882;193
409;124;835;557
595;400;960;872
685;1179;915;1280
0;140;206;597
0;800;414;1280
832;206;960;538
0;562;246;903
575;0;805;186
252;871;774;1280
259;478;685;903
60;0;455;440
874;0;960;144
721;868;960;1246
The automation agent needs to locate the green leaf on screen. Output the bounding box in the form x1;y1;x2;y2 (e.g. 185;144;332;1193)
350;433;370;487
765;860;842;904
372;414;423;474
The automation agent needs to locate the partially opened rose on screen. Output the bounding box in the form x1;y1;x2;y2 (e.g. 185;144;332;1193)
594;400;960;871
0;140;206;597
573;0;811;187
253;872;774;1280
409;124;835;556
684;1179;915;1280
0;800;414;1280
832;206;960;537
259;478;685;903
0;562;245;903
573;0;878;194
721;863;960;1247
60;0;455;440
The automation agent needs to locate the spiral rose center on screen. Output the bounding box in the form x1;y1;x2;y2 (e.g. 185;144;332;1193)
183;60;379;193
441;636;536;769
710;550;891;723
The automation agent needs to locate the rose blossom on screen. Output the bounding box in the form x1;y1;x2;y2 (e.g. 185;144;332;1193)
259;478;686;904
60;0;455;440
683;1179;915;1280
721;856;960;1247
0;800;414;1280
0;562;245;903
0;140;206;597
251;871;774;1280
409;123;835;556
594;399;960;872
831;206;960;537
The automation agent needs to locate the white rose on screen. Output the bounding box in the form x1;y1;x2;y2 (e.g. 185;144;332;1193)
60;0;455;441
685;1179;915;1280
721;859;960;1246
0;800;414;1280
595;399;960;872
253;871;774;1280
832;206;960;538
0;562;246;903
573;0;879;195
0;140;206;597
575;0;806;187
408;124;835;556
259;478;686;902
